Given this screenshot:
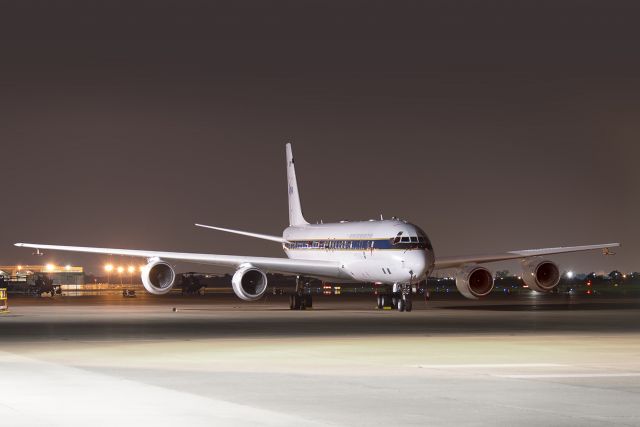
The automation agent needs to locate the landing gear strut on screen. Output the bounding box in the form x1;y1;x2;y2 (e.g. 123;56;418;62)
395;283;413;312
290;276;312;310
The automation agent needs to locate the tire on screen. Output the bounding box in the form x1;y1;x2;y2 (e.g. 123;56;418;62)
381;295;389;308
405;299;413;312
305;295;313;308
376;295;383;309
397;299;405;312
289;295;296;310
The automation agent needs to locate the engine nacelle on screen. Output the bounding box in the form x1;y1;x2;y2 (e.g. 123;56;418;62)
521;257;560;292
141;259;176;295
232;265;268;301
455;265;494;299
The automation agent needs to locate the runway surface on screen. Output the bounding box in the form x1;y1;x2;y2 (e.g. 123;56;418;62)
1;293;639;426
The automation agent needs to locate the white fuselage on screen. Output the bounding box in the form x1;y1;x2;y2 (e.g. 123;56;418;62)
282;219;435;284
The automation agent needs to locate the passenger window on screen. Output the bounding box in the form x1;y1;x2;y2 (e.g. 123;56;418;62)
401;237;410;242
410;236;418;242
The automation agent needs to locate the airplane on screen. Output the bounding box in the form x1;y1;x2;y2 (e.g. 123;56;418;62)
15;143;620;312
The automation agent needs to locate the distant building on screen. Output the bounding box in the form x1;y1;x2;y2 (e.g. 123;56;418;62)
0;265;84;286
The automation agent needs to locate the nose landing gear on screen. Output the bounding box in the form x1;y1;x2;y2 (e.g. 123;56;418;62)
377;283;413;312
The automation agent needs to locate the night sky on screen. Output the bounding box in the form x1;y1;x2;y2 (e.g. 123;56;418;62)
1;1;638;274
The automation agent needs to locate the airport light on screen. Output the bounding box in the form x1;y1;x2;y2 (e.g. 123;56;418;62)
104;264;114;272
566;271;574;279
17;265;22;271
117;266;125;274
45;263;55;272
139;265;145;272
127;266;135;274
65;264;71;271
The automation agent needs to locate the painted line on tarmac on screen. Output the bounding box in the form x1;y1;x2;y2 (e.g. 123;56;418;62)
497;372;640;379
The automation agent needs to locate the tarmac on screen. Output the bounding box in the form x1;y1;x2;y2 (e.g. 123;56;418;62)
1;293;639;426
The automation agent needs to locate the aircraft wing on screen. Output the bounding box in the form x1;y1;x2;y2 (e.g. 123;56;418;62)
434;243;620;270
14;243;344;278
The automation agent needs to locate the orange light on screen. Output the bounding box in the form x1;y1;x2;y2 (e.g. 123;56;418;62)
127;266;135;273
117;266;124;274
104;264;114;272
65;264;71;271
45;263;55;272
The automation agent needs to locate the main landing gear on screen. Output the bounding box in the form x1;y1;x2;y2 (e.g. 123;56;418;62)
376;284;413;312
289;276;313;310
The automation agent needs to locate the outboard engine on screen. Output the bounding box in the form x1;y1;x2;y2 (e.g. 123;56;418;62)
521;257;560;292
141;259;176;295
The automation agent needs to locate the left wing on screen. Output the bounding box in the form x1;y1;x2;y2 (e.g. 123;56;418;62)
14;243;345;278
434;243;620;270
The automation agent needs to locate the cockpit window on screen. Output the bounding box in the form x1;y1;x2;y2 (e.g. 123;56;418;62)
389;226;434;251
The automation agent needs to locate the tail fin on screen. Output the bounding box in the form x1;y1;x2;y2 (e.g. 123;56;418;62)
286;143;309;226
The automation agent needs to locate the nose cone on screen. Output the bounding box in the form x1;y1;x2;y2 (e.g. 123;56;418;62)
406;249;434;280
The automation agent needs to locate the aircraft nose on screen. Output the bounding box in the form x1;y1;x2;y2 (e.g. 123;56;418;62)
410;250;434;279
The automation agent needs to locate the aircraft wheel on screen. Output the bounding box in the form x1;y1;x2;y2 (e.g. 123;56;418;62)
376;295;383;309
397;298;405;312
381;295;390;308
305;295;313;308
404;299;413;312
289;295;296;310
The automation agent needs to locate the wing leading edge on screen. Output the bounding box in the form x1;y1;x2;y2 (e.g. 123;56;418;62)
434;243;620;270
14;243;344;278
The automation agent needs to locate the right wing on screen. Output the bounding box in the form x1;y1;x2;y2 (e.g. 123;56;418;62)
14;243;346;278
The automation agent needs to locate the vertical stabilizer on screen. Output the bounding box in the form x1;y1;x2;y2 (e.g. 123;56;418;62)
286;143;309;226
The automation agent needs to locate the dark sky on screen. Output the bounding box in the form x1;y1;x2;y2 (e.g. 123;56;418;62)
1;1;638;274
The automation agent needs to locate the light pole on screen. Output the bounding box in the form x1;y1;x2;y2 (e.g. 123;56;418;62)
105;264;113;285
117;266;124;286
128;266;135;286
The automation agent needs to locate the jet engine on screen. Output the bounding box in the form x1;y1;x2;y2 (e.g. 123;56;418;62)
141;259;176;295
521;257;560;292
232;265;268;301
455;265;494;299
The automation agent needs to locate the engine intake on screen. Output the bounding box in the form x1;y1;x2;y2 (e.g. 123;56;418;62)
141;259;176;295
521;258;560;292
232;265;268;301
455;265;494;299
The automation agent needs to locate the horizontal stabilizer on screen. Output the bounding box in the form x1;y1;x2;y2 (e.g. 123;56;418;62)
195;223;289;244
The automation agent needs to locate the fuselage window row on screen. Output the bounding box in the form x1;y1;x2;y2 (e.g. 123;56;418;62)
284;237;432;251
